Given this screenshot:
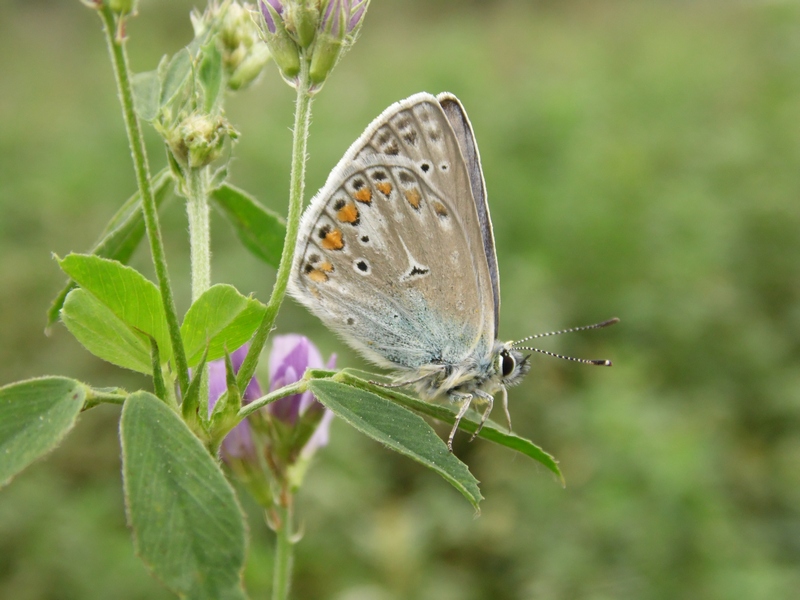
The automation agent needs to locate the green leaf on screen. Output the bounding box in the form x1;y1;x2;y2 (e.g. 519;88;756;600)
0;377;85;488
211;184;285;269
47;169;174;329
121;391;247;600
308;379;483;510
58;254;172;364
61;289;152;374
132;69;161;122
160;48;193;109
340;370;563;483
181;284;267;367
199;41;223;113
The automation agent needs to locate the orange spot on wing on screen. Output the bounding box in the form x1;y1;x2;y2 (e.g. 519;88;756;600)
433;201;448;217
336;203;359;223
307;269;328;283
353;188;372;203
318;261;334;272
321;228;344;250
404;188;421;209
376;182;392;196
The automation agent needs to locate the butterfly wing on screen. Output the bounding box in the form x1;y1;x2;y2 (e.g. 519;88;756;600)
437;93;500;337
289;93;496;372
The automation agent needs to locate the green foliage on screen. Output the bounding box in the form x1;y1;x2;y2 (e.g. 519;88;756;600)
121;391;247;600
58;254;172;367
0;377;85;487
180;284;267;366
160;49;194;114
46;169;174;329
2;1;800;599
198;41;224;114
61;288;156;374
340;370;563;482
211;184;286;269
309;379;483;510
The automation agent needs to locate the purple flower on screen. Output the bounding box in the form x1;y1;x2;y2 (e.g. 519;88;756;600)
258;0;283;34
320;0;368;37
208;345;262;461
268;334;336;454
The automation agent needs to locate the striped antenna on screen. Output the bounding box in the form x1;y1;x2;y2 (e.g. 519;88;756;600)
513;317;619;367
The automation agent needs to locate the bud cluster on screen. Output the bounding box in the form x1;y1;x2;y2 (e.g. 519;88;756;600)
193;1;272;91
256;0;370;91
166;112;238;169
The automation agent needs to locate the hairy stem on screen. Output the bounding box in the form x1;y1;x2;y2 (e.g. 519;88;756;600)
186;167;212;416
186;167;212;302
270;494;295;600
237;62;313;391
98;7;190;395
237;380;306;419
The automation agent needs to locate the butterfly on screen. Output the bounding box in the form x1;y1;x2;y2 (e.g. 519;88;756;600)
289;92;616;450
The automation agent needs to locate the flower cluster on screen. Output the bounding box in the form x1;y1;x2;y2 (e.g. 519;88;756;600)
256;0;370;90
192;1;272;91
207;335;335;504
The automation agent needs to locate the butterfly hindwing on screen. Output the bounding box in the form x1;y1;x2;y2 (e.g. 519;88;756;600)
289;93;497;371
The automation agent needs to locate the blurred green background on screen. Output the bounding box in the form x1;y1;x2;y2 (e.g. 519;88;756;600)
2;0;800;598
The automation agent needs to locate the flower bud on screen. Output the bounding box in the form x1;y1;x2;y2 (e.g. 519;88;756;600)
285;0;320;49
308;0;370;89
166;112;237;169
268;335;336;463
256;0;302;83
106;0;137;15
218;1;272;90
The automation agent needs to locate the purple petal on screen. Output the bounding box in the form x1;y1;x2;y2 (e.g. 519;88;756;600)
268;366;303;423
207;344;263;413
259;0;282;34
269;334;324;387
221;419;255;460
302;408;334;457
230;345;249;370
347;4;366;32
321;0;343;36
207;358;228;414
267;335;336;425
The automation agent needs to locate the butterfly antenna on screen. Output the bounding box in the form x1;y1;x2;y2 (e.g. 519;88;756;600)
513;317;619;367
513;317;619;346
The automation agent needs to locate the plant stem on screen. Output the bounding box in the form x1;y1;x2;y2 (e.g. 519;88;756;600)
237;62;313;391
271;494;295;600
186;167;212;302
99;7;191;396
186;167;212;416
237;380;307;419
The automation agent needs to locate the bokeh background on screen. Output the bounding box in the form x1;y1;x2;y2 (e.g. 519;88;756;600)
2;0;800;598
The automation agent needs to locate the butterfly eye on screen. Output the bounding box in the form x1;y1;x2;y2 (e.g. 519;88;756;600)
500;350;516;377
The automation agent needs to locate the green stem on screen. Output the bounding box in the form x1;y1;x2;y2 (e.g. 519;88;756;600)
237;62;313;391
271;496;295;600
186;167;211;416
98;7;190;396
82;387;128;410
186;167;212;302
238;380;306;419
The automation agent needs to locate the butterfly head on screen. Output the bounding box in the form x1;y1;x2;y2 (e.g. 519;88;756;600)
494;341;531;388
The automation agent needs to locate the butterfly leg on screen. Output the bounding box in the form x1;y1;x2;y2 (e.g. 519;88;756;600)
499;386;512;432
448;392;473;452
469;390;494;442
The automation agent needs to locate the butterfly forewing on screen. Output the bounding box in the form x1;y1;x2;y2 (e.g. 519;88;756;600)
438;94;500;336
290;93;497;372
